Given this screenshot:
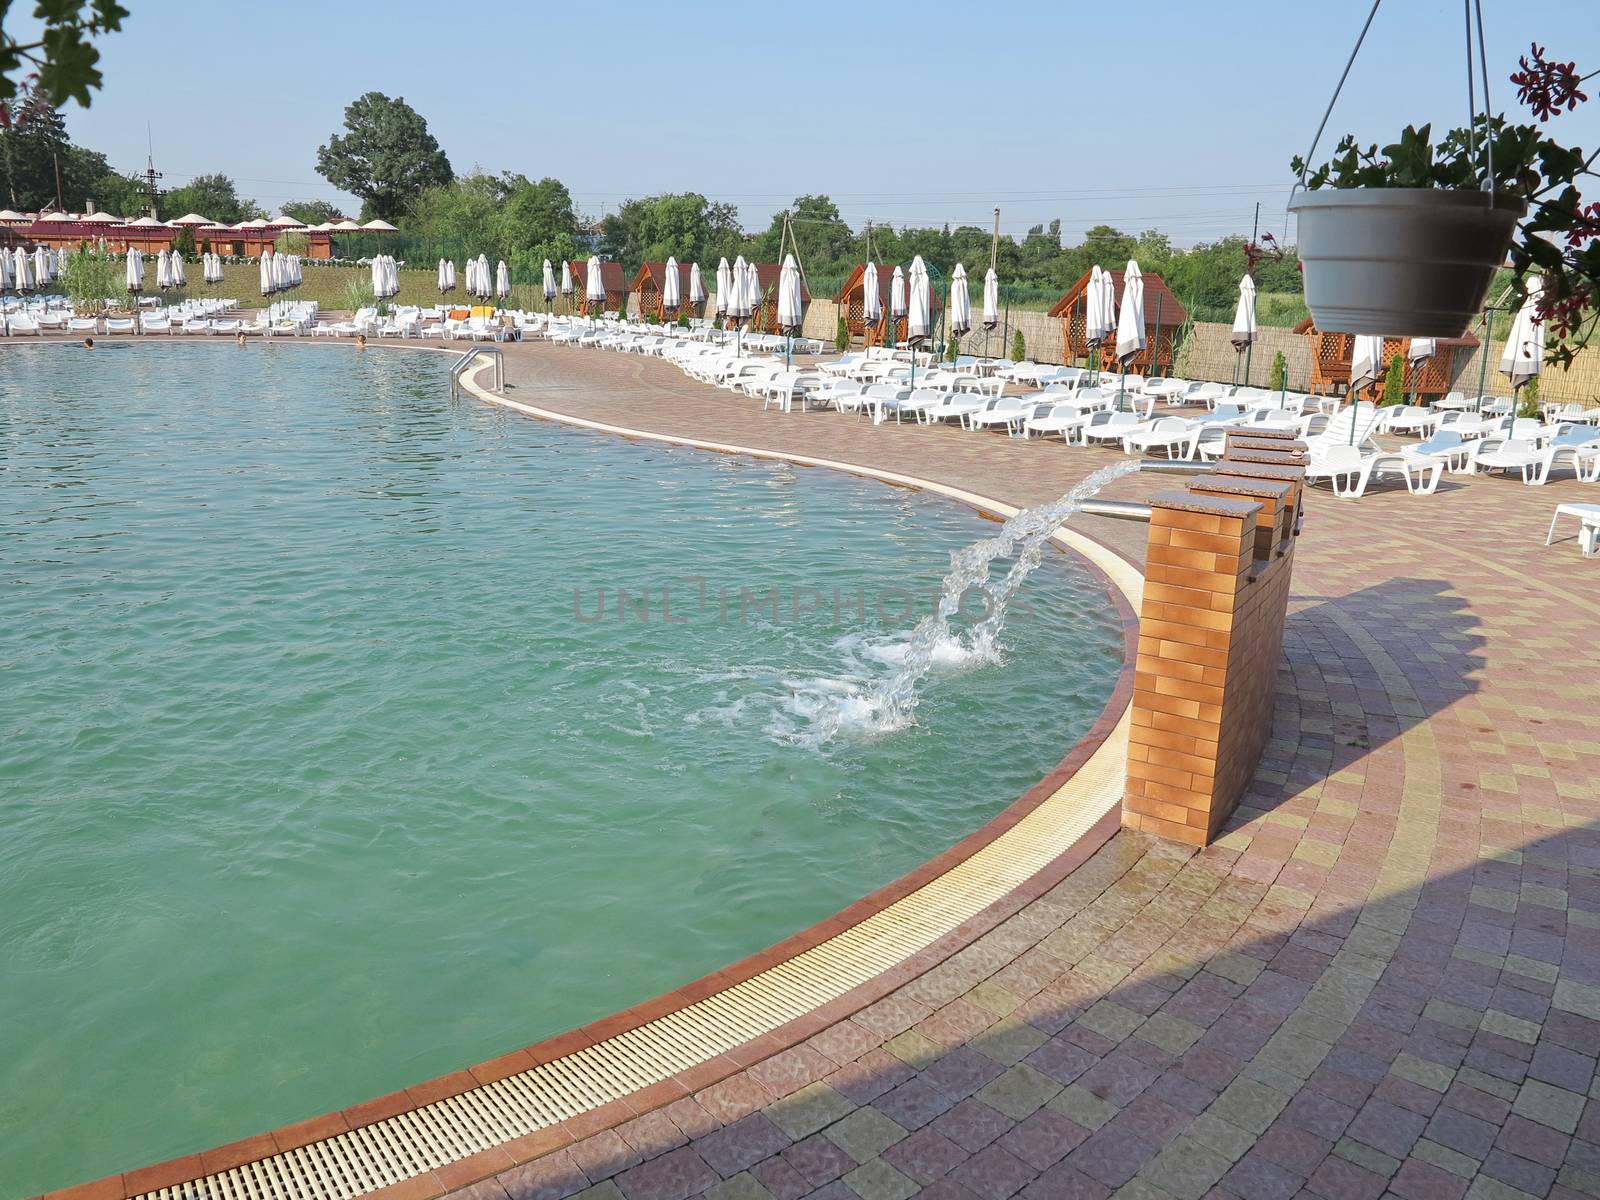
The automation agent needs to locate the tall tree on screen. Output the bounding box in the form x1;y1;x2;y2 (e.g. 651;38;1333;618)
163;173;257;224
0;82;68;208
280;198;343;225
316;92;452;222
1;0;129;124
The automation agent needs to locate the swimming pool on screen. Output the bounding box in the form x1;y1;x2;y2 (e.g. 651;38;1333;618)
0;342;1123;1195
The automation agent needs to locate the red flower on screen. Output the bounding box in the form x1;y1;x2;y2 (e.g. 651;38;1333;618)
1511;43;1589;122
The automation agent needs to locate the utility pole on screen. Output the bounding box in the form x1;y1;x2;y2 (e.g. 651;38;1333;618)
143;123;163;218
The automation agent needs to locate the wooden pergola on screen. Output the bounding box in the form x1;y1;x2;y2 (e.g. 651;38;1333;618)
833;263;942;347
630;261;701;322
566;260;628;316
1048;269;1187;374
1293;319;1478;400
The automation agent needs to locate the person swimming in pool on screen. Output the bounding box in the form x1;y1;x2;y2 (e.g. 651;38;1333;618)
355;333;367;349
82;337;94;349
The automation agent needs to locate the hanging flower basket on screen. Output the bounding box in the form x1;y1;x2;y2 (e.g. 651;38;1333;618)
1289;188;1524;337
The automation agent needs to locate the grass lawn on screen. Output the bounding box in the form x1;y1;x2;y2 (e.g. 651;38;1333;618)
179;263;560;314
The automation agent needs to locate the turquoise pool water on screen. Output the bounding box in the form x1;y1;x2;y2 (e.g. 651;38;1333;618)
0;342;1123;1195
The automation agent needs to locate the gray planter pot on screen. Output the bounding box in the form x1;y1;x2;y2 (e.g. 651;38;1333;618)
1289;188;1525;337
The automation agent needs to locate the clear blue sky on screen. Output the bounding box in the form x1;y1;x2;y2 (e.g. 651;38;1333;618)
45;0;1600;245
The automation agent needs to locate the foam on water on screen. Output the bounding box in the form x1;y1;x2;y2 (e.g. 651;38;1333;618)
790;461;1140;746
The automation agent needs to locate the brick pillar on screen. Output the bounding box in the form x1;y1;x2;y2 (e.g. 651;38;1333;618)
1123;446;1306;847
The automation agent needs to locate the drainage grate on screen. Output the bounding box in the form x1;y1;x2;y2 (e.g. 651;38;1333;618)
134;713;1129;1200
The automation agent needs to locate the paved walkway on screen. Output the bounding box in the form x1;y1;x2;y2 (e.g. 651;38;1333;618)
417;344;1600;1200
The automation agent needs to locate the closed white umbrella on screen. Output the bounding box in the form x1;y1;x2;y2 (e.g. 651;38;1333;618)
388;255;401;299
0;247;12;290
1113;260;1146;409
585;255;606;311
1499;275;1544;392
467;255;480;297
368;254;383;300
948;262;971;340
437;258;449;294
688;261;705;306
776;253;803;334
981;266;999;331
1083;265;1105;348
862;262;882;325
154;249;168;289
15;245;32;291
291;255;301;287
542;259;556;304
559;259;572;301
713;256;730;320
907;256;931;345
445;258;457;294
1114;260;1145;365
1403;337;1436;404
662;255;681;315
496;259;510;301
728;255;752;322
1230;275;1257;350
889;265;906;320
1406;337;1437;364
745;259;762;324
175;251;187;288
33;245;49;285
123;247;141;295
1099;268;1116;345
1349;334;1384;393
1231;273;1257;383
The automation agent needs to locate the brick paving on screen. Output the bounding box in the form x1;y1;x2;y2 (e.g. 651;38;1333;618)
435;343;1600;1200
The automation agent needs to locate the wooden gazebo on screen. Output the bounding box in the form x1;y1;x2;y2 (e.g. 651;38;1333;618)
566;259;628;316
1293;319;1478;400
1049;269;1187;374
631;261;701;322
834;263;942;347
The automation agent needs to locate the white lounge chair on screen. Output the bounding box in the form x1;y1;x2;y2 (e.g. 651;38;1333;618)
64;316;96;336
1530;428;1600;485
964;396;1029;434
1474;437;1544;483
1402;430;1475;474
1305;444;1376;497
1122;417;1195;458
1546;503;1600;556
103;317;136;334
1079;411;1143;447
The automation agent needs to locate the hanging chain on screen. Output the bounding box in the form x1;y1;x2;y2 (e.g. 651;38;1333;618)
1474;0;1495;200
1463;0;1478;173
1296;0;1385;192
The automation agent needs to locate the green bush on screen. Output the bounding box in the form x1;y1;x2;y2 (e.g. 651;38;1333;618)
948;330;962;362
1382;353;1405;405
200;236;211;257
342;277;377;313
1518;377;1541;418
275;231;310;256
172;227;197;259
835;313;848;352
677;310;690;329
1269;350;1287;392
61;249;119;313
1010;329;1026;362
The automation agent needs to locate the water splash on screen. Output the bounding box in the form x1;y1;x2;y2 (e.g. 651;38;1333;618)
795;460;1140;747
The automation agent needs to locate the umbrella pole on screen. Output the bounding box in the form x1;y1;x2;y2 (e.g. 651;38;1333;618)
1244;341;1252;387
1152;292;1164;380
1119;362;1128;413
1477;309;1493;412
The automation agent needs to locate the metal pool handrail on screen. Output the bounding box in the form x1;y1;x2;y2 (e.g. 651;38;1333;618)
449;346;504;392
